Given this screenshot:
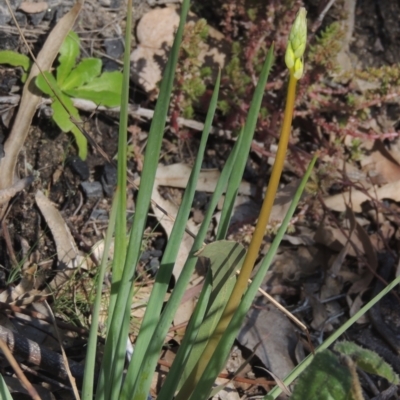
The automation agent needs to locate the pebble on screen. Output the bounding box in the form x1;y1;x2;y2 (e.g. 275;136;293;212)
103;38;124;71
104;38;124;59
29;10;46;26
0;0;22;25
81;181;103;198
154;237;166;250
140;251;151;262
148;258;160;275
101;163;117;197
67;156;90;181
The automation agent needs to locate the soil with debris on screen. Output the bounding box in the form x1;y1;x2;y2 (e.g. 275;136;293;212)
1;0;400;398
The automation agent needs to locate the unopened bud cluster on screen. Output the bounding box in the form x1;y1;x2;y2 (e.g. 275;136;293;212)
284;8;307;80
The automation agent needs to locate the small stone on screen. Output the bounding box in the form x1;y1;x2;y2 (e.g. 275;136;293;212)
0;0;22;25
29;10;46;26
148;258;160;275
101;163;117;197
140;251;151;262
109;0;123;9
90;209;108;221
67;156;90;181
81;181;103;198
150;249;162;258
103;39;124;72
104;38;124;59
193;191;208;209
14;11;27;25
154;237;166;250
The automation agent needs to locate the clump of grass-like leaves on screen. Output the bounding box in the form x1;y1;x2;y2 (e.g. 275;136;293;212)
2;2;399;400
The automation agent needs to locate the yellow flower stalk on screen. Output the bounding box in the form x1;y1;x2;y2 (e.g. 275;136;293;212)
177;8;307;398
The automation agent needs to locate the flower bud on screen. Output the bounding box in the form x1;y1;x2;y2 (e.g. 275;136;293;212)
284;44;295;69
293;58;304;80
284;7;307;79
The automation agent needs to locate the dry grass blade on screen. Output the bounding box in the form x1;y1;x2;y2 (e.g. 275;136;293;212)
0;1;84;218
0;337;41;400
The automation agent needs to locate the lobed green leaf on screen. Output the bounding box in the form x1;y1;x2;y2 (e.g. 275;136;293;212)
36;71;87;159
60;58;102;91
290;350;352;400
0;50;31;71
64;71;123;107
335;341;400;384
57;31;80;86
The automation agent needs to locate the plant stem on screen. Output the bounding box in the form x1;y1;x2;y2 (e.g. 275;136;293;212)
178;70;299;399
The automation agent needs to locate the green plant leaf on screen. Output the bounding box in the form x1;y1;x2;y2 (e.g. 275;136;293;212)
0;50;31;71
35;70;59;96
334;341;400;384
188;155;318;400
179;241;245;388
51;97;87;160
290;350;352;399
57;31;80;86
0;375;13;400
63;71;122;107
60;58;102;91
266;270;400;399
36;72;87;159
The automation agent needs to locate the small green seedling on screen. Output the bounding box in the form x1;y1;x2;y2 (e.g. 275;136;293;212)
35;31;123;159
0;31;123;160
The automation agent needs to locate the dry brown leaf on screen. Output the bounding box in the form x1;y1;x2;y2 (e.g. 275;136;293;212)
346;206;378;294
347;290;369;323
237;299;297;379
315;223;356;255
324;180;400;212
153;163;252;195
361;140;400;184
35;190;86;295
151;182;199;278
270;179;304;223
19;1;48;14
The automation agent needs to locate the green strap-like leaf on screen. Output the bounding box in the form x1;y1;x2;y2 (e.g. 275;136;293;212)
178;241;245;388
0;375;13;400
